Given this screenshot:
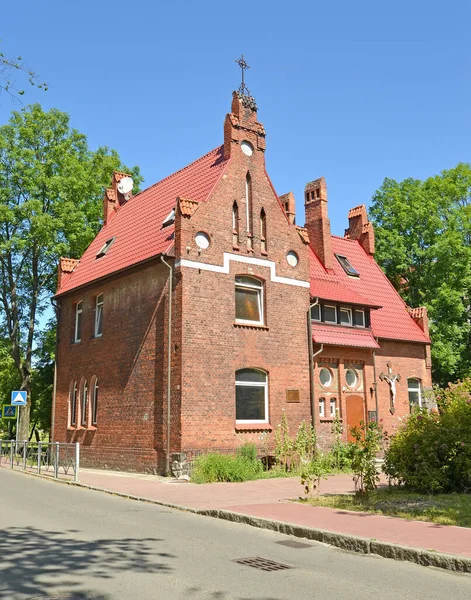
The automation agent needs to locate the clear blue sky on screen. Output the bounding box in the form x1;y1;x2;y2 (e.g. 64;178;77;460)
1;0;470;236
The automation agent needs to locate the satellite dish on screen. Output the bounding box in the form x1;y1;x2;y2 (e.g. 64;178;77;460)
117;176;133;195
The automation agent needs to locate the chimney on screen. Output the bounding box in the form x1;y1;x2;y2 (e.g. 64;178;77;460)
279;192;296;225
304;177;332;270
223;91;266;160
103;171;133;225
408;306;430;337
57;257;79;291
344;204;375;255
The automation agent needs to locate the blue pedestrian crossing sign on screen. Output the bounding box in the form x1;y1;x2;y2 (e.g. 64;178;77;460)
2;405;17;420
11;391;27;406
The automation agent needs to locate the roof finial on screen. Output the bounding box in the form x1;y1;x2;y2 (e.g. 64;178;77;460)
234;55;257;111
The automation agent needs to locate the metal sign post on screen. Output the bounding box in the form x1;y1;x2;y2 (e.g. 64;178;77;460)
11;391;27;444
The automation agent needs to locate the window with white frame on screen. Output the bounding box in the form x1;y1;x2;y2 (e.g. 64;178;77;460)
339;307;353;326
95;294;104;338
319;367;333;388
311;304;321;321
70;382;77;426
235;276;264;324
408;378;422;409
354;309;365;327
81;380;88;426
324;305;337;324
235;369;268;423
319;397;325;417
92;379;99;425
330;398;337;417
74;301;83;343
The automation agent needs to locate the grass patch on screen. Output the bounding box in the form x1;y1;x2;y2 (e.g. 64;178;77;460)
300;488;471;528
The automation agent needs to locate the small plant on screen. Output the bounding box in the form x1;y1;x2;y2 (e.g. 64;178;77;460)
294;420;317;467
349;420;384;495
300;454;329;497
191;444;264;483
330;413;352;471
274;410;293;471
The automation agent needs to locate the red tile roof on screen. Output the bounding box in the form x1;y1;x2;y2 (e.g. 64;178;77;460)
310;238;430;344
312;324;380;349
56;146;229;296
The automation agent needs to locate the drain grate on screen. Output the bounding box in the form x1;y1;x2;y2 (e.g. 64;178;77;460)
232;557;293;571
276;540;312;549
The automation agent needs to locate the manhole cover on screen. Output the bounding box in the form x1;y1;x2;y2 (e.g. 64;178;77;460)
276;540;312;549
232;557;293;571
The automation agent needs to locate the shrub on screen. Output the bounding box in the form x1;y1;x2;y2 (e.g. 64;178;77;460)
191;444;264;483
384;378;471;493
350;420;385;495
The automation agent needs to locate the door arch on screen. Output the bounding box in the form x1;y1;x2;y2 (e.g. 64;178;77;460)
346;395;365;442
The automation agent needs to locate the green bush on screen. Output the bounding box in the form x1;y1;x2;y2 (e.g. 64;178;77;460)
384;379;471;493
191;444;264;483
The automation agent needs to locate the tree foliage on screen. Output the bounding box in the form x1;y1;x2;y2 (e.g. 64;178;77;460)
0;41;47;100
0;104;142;439
370;163;471;386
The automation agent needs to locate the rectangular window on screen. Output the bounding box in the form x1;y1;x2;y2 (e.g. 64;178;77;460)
330;398;337;417
81;381;88;427
235;277;263;324
339;308;352;326
335;254;360;277
236;369;268;423
408;379;422;409
324;305;337;324
95;294;104;338
354;310;365;327
96;237;115;259
92;381;98;425
70;383;77;426
319;398;325;417
311;304;321;321
74;302;83;343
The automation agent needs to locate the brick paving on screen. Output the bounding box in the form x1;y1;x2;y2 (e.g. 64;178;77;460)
78;469;471;559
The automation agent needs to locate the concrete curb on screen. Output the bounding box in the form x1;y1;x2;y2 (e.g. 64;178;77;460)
3;466;471;575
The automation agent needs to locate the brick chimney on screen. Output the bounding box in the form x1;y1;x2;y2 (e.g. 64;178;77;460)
408;306;430;337
279;192;296;225
344;204;375;255
57;257;79;291
304;177;332;270
223;91;266;160
103;171;133;225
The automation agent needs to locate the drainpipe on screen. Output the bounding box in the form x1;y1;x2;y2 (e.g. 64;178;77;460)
307;298;323;430
372;340;379;422
50;299;60;443
160;255;173;475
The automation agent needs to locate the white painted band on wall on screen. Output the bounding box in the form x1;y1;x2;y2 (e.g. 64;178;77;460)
175;253;311;288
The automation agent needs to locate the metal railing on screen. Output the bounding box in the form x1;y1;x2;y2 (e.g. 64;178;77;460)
0;440;80;482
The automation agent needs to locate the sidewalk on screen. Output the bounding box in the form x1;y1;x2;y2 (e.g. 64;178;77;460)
76;469;471;567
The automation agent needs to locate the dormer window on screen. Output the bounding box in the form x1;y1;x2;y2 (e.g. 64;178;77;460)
324;305;337;324
336;254;360;277
354;309;365;327
96;237;115;259
162;208;175;227
339;307;353;326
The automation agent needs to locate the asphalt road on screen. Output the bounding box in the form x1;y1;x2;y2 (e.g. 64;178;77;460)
1;469;470;600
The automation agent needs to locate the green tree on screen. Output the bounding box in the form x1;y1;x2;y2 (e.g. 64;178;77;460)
0;104;142;440
370;163;471;386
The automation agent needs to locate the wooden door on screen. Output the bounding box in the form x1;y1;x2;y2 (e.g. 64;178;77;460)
346;395;365;442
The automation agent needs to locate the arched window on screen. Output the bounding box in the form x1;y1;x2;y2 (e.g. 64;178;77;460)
232;201;240;247
246;173;253;249
235;368;268;423
408;378;422;409
81;380;88;427
92;378;99;425
260;208;267;253
330;397;337;418
70;382;77;426
235;276;264;324
319;397;325;418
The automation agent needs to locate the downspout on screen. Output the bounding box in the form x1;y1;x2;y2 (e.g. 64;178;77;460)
160;255;173;475
308;298;323;430
50;298;60;443
372;339;379;421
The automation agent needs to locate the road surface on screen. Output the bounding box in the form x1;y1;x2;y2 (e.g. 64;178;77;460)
0;468;470;599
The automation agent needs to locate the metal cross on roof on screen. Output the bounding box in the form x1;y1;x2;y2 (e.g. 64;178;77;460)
235;54;251;97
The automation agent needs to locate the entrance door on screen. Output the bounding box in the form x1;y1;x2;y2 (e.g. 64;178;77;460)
346;395;365;442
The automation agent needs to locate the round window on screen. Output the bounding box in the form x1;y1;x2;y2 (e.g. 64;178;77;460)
241;140;254;156
319;367;332;388
345;369;358;389
286;251;299;267
195;231;210;249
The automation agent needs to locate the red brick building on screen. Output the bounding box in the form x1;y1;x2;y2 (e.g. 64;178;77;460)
52;91;432;473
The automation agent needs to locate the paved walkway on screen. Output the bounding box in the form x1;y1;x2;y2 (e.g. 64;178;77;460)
77;469;471;560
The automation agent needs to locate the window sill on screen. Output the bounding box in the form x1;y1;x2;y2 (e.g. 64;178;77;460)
261;250;268;256
234;322;269;331
319;418;342;423
232;245;240;251
235;423;273;432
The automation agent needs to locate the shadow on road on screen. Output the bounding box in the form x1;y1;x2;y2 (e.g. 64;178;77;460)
0;526;174;599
